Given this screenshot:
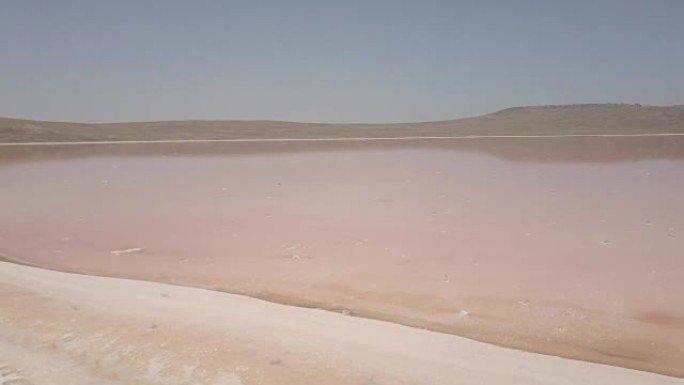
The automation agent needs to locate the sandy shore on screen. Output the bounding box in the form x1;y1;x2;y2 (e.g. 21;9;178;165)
1;261;682;385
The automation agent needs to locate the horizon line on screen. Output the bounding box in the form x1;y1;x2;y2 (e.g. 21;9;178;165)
3;132;684;147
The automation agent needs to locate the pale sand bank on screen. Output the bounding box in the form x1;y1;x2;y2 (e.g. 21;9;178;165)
1;262;682;385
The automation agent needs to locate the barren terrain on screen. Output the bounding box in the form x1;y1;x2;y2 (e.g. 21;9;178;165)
2;104;684;143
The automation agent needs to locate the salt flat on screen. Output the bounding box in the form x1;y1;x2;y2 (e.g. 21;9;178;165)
1;261;682;385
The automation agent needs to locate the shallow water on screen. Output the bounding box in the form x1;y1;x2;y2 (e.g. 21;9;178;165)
1;137;684;374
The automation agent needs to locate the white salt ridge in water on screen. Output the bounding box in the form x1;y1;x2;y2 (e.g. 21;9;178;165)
110;248;143;256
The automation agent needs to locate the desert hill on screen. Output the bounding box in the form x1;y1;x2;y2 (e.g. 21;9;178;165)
2;103;684;143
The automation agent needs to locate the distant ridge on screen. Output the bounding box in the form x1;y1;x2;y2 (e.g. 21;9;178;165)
494;103;642;112
2;103;684;143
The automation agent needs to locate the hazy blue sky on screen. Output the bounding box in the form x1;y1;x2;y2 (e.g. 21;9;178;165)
1;1;683;123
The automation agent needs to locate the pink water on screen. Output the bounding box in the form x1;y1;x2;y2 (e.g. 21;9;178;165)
1;138;683;343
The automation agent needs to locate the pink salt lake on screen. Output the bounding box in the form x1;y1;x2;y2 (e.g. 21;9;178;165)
1;137;683;374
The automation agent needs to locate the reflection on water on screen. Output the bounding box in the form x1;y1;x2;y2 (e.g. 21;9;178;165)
1;137;683;374
2;135;684;165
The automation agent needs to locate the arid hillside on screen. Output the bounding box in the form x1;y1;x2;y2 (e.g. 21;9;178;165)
2;104;684;142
